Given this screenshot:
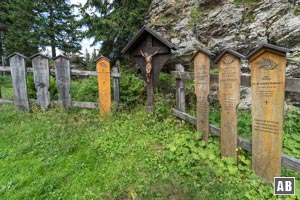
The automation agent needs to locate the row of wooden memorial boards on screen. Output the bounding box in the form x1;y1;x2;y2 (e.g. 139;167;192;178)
5;52;115;117
193;43;290;183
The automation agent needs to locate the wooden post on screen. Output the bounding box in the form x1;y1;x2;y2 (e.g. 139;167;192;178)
111;61;121;107
193;49;212;144
96;56;111;117
7;52;29;112
176;64;185;112
30;53;50;111
247;44;289;183
53;55;71;110
215;50;244;159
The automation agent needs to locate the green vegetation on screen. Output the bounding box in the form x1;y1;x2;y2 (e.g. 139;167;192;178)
0;104;299;199
233;0;259;5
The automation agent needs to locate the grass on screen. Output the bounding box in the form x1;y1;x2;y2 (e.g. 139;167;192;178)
0;104;299;199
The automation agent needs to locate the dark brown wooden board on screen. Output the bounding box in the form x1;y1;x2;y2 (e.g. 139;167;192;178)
122;26;175;113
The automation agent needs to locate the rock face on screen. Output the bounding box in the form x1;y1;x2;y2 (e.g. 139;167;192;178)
146;0;300;77
146;0;300;106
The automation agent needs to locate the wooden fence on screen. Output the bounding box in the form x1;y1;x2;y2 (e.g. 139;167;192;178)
0;52;121;113
171;66;300;173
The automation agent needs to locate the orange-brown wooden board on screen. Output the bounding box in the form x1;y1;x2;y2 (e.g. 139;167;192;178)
96;58;111;117
218;53;240;159
194;52;210;144
250;51;286;183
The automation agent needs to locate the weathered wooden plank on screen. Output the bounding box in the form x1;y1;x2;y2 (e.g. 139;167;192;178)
218;52;241;160
72;101;99;109
54;55;71;110
250;49;286;183
172;108;300;172
171;71;300;93
172;108;196;125
31;54;50;111
8;53;30;112
0;98;14;104
194;51;210;145
112;62;121;105
176;64;186;112
96;56;111;117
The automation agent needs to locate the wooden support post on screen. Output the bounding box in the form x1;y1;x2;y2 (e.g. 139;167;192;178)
96;56;111;117
30;54;50;111
215;50;244;160
248;44;289;183
53;55;71;110
8;52;29;112
193;49;211;144
176;64;185;112
111;61;121;108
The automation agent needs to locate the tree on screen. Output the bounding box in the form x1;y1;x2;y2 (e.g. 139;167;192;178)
33;0;82;57
80;0;151;60
0;0;39;57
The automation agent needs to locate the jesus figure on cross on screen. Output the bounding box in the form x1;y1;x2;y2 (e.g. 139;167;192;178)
140;48;160;83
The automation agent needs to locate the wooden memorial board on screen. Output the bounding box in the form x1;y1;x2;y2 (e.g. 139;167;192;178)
96;56;111;117
7;52;29;112
193;49;213;145
111;61;121;105
30;54;50;111
53;55;71;110
215;50;244;159
247;44;289;183
121;26;176;113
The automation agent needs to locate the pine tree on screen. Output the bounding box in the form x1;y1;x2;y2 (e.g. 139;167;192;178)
80;0;151;60
33;0;82;57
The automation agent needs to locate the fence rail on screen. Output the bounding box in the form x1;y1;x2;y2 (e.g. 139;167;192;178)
0;66;98;77
172;108;300;172
171;71;300;93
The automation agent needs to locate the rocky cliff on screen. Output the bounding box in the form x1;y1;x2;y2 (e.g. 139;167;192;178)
146;0;300;107
146;0;300;77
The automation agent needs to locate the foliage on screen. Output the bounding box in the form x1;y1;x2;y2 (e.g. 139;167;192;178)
0;0;81;58
71;76;98;102
27;75;58;100
80;0;151;60
119;67;146;108
0;1;39;57
32;0;82;57
0;104;298;199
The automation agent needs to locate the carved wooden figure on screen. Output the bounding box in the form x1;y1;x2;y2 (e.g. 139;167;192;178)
30;53;50;111
193;48;213;145
96;56;111;117
215;50;244;159
247;43;289;183
53;55;71;110
122;26;176;113
8;52;30;112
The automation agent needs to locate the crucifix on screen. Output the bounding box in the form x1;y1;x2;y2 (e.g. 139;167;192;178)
121;26;176;113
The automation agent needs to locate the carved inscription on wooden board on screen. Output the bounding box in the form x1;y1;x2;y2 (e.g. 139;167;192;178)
97;57;111;117
218;54;240;159
32;55;50;111
9;54;30;112
54;56;71;110
251;52;286;183
194;52;210;144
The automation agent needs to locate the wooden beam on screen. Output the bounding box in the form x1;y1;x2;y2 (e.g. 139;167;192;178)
171;71;300;93
172;108;300;172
